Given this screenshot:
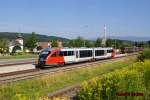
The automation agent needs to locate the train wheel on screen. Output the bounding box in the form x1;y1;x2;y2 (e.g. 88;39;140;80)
91;58;95;62
58;62;64;67
35;64;40;69
35;64;44;69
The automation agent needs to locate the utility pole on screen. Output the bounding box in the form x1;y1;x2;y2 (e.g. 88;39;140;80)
115;39;116;49
101;24;107;47
84;40;86;47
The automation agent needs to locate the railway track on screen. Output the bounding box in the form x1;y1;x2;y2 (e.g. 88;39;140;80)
0;53;133;84
0;59;117;84
0;69;39;77
0;58;37;76
48;54;138;99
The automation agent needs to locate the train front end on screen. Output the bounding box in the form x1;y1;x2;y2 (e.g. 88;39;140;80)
36;48;51;68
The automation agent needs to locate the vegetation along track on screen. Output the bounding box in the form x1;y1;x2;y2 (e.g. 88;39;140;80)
0;53;136;84
48;54;137;99
0;54;135;84
0;58;119;84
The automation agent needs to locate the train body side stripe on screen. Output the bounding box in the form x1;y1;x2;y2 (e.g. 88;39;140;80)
45;48;65;65
45;56;64;64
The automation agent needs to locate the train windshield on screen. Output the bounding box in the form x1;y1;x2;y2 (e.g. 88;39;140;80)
40;51;51;59
41;51;49;55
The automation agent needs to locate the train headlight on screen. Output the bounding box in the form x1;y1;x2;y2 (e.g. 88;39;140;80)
40;58;44;61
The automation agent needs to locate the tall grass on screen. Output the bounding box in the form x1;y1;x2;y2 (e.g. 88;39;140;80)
137;49;150;61
77;60;150;100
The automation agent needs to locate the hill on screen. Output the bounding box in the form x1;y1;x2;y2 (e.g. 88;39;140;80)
0;32;69;42
90;36;150;42
109;36;150;41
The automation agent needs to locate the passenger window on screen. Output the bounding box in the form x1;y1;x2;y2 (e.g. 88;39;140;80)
51;53;56;57
59;51;63;56
68;51;71;56
95;50;104;56
63;51;67;56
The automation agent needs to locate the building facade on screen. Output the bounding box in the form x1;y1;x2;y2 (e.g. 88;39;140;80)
9;34;23;53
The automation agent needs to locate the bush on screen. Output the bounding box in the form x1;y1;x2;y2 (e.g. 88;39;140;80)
137;49;150;61
77;60;150;100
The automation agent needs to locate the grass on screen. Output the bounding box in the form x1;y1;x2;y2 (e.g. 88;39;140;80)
0;54;38;60
0;56;136;100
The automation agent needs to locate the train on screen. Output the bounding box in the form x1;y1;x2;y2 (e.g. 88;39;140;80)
120;47;143;53
36;47;116;68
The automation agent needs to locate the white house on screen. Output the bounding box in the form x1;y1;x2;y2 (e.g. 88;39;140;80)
9;34;23;53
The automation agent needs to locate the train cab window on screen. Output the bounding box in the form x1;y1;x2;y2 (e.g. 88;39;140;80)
59;51;63;56
51;52;59;57
40;51;50;59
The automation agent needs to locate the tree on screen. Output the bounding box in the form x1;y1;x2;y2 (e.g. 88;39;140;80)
37;46;42;51
0;38;9;54
148;41;150;48
106;39;114;47
12;46;21;53
74;36;84;47
51;40;58;47
66;36;85;47
95;38;102;47
25;32;37;52
66;40;74;47
85;40;94;47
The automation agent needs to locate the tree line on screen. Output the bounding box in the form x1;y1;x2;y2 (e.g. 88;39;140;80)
0;32;150;54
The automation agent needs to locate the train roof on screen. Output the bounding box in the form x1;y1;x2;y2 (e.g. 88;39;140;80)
42;47;113;51
41;47;114;52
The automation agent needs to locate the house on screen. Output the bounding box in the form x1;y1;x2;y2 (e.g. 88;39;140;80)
37;41;63;49
9;33;23;53
37;42;51;49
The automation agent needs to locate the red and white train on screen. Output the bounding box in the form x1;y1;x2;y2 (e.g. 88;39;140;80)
36;47;116;68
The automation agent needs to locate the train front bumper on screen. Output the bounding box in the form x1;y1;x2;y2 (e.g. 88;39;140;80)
38;58;46;66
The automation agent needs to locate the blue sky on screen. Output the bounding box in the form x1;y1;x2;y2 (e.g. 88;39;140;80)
0;0;150;39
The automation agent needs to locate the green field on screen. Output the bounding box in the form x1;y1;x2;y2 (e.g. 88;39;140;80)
0;54;38;60
0;56;135;100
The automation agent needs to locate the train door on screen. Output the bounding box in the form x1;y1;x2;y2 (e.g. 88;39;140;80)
104;49;107;58
111;49;116;58
75;50;79;62
63;50;76;63
76;51;79;58
45;51;64;65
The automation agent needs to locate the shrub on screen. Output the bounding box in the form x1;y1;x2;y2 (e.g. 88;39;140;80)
137;49;150;61
77;60;150;100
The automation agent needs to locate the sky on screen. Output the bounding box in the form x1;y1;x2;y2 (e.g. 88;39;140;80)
0;0;150;39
